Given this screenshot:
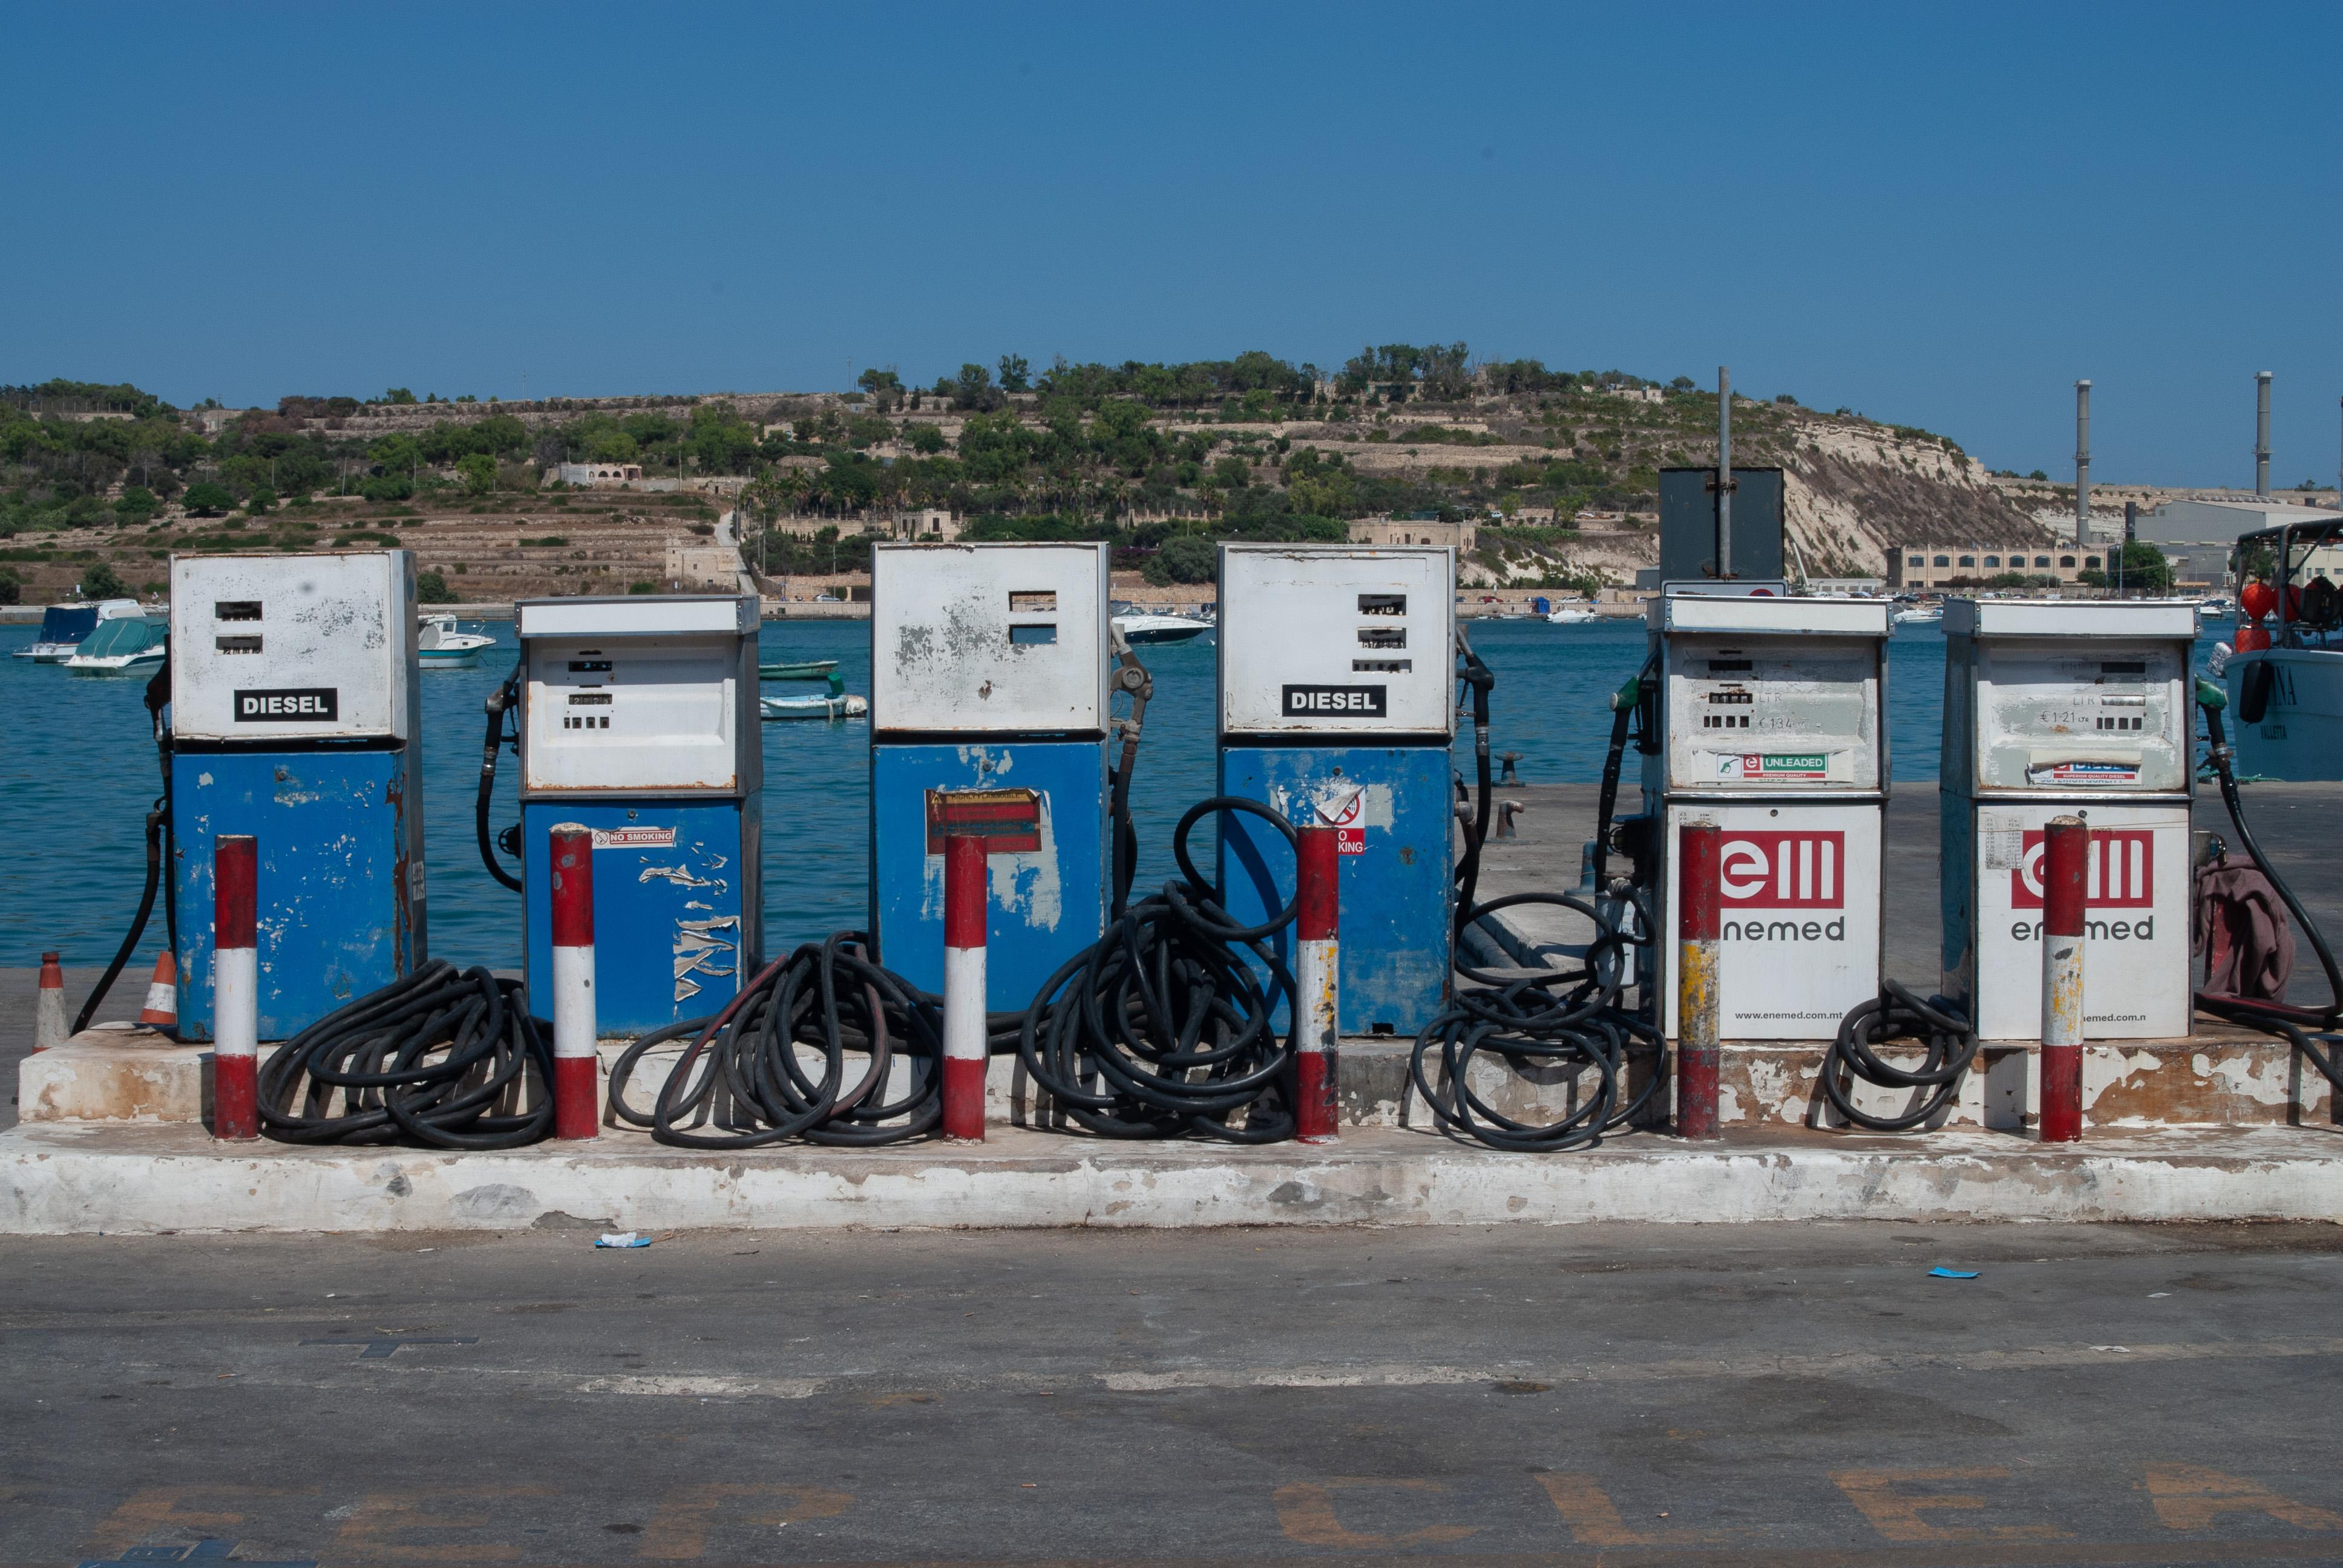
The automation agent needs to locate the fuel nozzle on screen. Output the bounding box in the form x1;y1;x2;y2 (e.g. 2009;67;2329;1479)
2194;676;2227;711
1609;673;1642;712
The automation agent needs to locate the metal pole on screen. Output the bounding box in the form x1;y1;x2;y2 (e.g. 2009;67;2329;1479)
212;835;260;1140
2255;372;2273;497
2037;817;2087;1143
942;834;988;1141
1716;367;1732;578
2073;380;2091;546
1676;820;1721;1139
549;823;598;1140
1294;825;1341;1143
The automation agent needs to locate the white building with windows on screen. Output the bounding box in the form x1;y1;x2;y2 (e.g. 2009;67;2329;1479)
1887;541;2107;589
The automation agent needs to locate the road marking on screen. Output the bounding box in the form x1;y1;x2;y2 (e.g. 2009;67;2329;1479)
637;1484;853;1560
329;1486;556;1563
1830;1468;2069;1543
299;1336;477;1360
2143;1464;2343;1534
1534;1472;1725;1546
85;1488;312;1555
1271;1478;1475;1549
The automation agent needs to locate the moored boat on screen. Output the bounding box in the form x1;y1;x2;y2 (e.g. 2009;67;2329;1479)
418;613;497;668
16;599;142;662
64;612;166;675
759;671;867;720
2221;516;2343;780
759;658;841;681
1110;601;1211;645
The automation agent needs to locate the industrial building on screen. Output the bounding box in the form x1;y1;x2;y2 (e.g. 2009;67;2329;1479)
2132;497;2342;590
1887;541;2108;590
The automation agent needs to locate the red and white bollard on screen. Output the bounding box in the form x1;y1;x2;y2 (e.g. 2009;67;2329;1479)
942;834;988;1142
2038;814;2088;1143
549;824;599;1140
139;950;179;1031
1294;825;1340;1142
33;951;67;1052
1676;820;1722;1140
212;835;260;1141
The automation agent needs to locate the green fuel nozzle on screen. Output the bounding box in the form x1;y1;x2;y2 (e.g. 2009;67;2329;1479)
2195;676;2227;711
1609;673;1642;712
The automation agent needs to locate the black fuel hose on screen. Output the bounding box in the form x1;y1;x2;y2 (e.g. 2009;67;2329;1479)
256;959;554;1148
2192;680;2343;1089
1451;630;1496;935
76;658;178;1034
1818;981;1981;1132
611;932;946;1148
1411;889;1665;1152
477;663;523;893
1018;796;1301;1143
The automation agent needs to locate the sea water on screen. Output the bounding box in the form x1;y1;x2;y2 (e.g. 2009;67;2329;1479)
0;616;2187;972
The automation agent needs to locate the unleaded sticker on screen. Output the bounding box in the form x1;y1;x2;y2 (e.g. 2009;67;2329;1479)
1718;751;1831;782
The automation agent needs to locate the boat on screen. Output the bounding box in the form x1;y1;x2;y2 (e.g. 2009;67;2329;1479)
16;599;143;662
1894;604;1945;626
1110;602;1212;645
759;671;867;720
758;658;840;681
2220;516;2343;780
418;613;497;669
64;612;166;676
1546;605;1600;624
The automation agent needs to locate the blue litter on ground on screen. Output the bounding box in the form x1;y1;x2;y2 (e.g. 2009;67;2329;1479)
1929;1266;1980;1279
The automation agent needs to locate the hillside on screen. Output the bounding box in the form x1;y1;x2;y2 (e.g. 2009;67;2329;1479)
1;358;2058;603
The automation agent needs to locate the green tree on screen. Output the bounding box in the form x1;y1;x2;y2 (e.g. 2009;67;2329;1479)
2105;541;2172;593
384;388;418;405
416;570;458;604
81;561;129;599
1159;534;1216;583
457;453;496;495
953;362;994;410
906;422;948;455
997;354;1032;394
246;486;277;514
182;480;234;515
115;485;157;523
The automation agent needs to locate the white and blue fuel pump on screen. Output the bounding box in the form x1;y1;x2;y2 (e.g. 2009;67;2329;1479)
1213;544;1457;1037
1941;600;2196;1039
1644;585;1892;1038
506;594;762;1038
165;550;426;1040
868;542;1115;1011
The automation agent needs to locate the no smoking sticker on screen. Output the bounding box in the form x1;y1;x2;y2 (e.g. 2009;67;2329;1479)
1316;788;1366;855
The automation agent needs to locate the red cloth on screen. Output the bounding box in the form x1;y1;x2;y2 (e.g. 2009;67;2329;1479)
2195;861;2296;1002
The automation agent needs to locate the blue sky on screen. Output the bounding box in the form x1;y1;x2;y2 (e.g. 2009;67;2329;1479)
3;2;2336;486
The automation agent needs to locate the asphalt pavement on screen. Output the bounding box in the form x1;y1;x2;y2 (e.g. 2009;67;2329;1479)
4;1221;2341;1567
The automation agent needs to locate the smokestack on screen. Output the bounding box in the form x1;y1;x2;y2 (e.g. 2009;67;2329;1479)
2074;379;2091;544
2255;371;2272;496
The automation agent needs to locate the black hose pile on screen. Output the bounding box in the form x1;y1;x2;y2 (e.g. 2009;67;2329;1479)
1018;797;1300;1143
608;932;945;1148
257;959;554;1148
1410;890;1665;1152
1817;981;1981;1132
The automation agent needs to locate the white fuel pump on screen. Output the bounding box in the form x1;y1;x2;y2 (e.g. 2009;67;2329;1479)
1646;586;1892;1037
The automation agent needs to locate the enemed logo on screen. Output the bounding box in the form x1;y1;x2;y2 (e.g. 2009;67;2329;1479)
2011;828;2153;909
1717;830;1844;909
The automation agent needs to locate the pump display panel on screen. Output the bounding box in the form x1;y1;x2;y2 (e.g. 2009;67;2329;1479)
1661;635;1882;791
517;597;758;796
1217;546;1455;739
870;543;1110;736
1956;641;2189;795
169;552;417;742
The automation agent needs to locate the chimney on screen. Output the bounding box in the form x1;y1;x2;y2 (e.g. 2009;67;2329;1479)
2255;371;2272;497
2074;380;2091;544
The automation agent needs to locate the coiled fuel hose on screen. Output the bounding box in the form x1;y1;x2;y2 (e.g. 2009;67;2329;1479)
1412;883;1665;1152
477;663;523;893
608;933;946;1148
1451;629;1496;934
1818;982;1981;1132
1018;797;1301;1143
256;959;555;1149
2193;678;2343;1088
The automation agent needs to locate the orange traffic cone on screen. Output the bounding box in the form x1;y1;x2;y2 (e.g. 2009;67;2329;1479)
33;951;67;1052
139;950;179;1031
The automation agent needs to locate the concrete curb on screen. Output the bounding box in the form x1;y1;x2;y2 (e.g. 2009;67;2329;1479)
4;1122;2339;1235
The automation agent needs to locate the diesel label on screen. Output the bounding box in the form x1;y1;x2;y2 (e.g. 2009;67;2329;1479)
1282;684;1387;717
235;687;339;721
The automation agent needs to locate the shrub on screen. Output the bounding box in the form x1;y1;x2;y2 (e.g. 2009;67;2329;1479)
520;535;569;547
1159;534;1216;583
183;481;234;517
81;561;129;599
628;581;657;594
415;570;457;604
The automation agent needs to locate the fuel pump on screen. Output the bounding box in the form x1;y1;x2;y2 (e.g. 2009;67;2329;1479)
1214;544;1457;1036
1941;600;2195;1039
868;542;1112;1011
1645;586;1891;1038
165;550;425;1040
514;594;762;1037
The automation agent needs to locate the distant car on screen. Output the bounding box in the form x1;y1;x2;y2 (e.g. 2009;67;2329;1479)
1479;595;1499;603
814;593;841;603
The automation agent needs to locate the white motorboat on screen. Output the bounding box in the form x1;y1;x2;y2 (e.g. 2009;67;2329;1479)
2221;517;2343;780
64;612;166;675
16;599;143;662
760;671;867;720
418;613;497;668
1894;604;1945;626
1110;602;1212;645
1546;605;1600;625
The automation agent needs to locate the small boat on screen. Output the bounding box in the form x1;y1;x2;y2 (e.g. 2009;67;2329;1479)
1546;606;1600;625
418;613;497;669
759;658;840;681
2222;515;2343;780
16;599;142;662
1110;602;1212;645
760;671;867;720
1894;604;1945;626
65;612;166;676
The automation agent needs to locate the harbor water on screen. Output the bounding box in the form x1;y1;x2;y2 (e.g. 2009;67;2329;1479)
0;617;2208;973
